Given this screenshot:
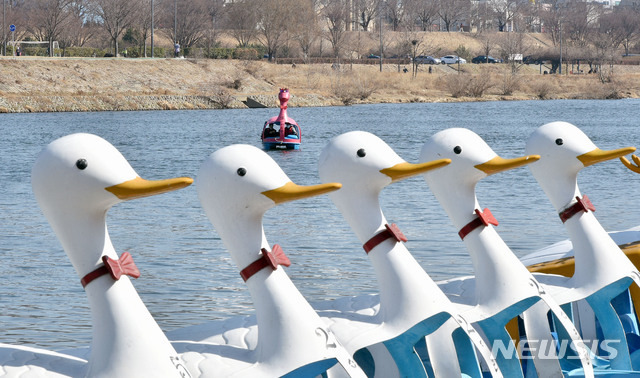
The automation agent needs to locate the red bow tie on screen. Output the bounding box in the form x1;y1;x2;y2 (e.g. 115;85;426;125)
81;252;141;288
458;208;499;240
240;244;291;282
559;195;595;223
363;223;408;254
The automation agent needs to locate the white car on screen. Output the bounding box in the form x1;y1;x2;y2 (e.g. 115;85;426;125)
440;55;467;64
414;55;441;65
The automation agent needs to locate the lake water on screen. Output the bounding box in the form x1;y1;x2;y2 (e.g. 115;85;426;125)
2;99;640;350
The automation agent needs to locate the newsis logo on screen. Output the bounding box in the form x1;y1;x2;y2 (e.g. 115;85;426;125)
491;339;620;360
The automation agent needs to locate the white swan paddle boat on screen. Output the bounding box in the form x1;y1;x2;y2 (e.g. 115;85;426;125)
314;130;501;378
1;133;193;378
171;144;366;377
420;128;594;377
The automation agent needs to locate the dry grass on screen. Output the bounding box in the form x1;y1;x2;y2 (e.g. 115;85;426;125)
0;53;639;113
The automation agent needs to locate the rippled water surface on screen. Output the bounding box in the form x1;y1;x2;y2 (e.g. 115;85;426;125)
2;99;640;350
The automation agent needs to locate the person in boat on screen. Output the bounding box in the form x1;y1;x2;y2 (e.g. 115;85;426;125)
285;124;297;137
264;124;278;138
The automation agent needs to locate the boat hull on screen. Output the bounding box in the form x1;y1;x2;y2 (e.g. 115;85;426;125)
262;140;301;150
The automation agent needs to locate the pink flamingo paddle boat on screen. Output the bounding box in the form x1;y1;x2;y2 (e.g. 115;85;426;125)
261;88;301;150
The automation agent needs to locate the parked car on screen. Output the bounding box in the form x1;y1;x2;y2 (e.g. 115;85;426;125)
414;55;441;65
367;54;381;59
471;55;503;64
440;55;467;64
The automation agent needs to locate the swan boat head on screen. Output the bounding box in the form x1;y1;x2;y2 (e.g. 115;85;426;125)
318;130;450;240
420;128;539;229
525;121;635;211
525;121;638;292
420;128;542;312
196;144;366;377
31;133;193;378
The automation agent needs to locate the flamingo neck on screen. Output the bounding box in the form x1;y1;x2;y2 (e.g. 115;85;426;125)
276;105;288;126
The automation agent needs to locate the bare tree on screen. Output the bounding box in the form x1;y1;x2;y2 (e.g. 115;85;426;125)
161;0;209;49
3;1;29;55
563;0;602;48
322;0;348;58
496;30;529;72
353;0;379;31
488;0;524;32
519;1;541;33
600;7;640;56
58;0;96;54
437;0;471;32
204;0;226;47
405;0;439;31
25;0;73;56
291;0;320;61
134;0;155;57
93;0;141;56
255;0;292;60
224;0;258;47
385;0;406;31
538;0;565;46
476;32;497;58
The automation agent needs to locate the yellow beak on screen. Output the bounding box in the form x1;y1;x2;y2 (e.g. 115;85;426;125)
578;147;636;167
475;155;540;175
105;176;193;200
380;159;451;182
262;181;342;205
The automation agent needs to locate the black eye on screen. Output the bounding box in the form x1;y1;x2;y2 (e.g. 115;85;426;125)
453;146;462;154
357;148;366;157
75;159;88;170
237;167;247;176
555;138;563;146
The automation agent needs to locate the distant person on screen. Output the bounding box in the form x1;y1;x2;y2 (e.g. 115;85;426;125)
264;124;277;138
174;43;180;58
15;46;21;56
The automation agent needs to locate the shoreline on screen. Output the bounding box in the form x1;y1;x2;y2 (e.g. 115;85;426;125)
1;57;639;113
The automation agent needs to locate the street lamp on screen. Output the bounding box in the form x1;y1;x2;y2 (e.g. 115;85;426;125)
378;1;382;72
559;22;562;74
151;0;154;58
3;0;5;56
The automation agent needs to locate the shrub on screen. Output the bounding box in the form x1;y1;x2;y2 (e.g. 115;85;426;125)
444;74;469;98
204;48;235;59
210;88;234;109
500;72;521;95
233;48;259;60
467;74;493;98
352;74;376;100
454;45;472;62
224;77;243;90
531;81;554;99
330;72;376;105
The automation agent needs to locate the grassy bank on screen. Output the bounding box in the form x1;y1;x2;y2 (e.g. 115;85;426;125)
0;56;639;113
